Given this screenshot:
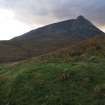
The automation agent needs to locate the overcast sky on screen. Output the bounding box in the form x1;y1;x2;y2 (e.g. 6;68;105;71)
0;0;105;40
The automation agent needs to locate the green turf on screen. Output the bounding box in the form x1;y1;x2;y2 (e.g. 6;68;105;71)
0;61;105;105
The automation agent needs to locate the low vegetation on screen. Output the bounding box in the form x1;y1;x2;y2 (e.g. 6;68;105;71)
0;56;105;105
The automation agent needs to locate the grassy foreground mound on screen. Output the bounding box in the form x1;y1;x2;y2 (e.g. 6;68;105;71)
0;61;105;105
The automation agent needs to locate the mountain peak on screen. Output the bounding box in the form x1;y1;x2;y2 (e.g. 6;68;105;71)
77;15;86;20
76;15;92;25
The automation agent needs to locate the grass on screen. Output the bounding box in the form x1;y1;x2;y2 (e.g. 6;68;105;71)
0;61;105;105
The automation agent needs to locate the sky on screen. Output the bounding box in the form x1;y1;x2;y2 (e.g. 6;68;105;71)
0;0;105;40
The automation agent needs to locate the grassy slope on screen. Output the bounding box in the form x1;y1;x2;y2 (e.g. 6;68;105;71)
0;60;105;105
0;36;105;105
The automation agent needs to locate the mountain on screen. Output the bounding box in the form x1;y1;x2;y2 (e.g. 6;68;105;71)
0;16;104;62
12;16;104;40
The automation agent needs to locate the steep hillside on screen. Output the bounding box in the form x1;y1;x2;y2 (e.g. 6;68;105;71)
26;36;105;63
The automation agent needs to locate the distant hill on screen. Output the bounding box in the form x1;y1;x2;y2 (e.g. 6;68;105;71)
0;16;104;62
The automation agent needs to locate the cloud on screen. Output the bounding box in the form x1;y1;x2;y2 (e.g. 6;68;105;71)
0;0;105;27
